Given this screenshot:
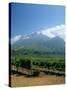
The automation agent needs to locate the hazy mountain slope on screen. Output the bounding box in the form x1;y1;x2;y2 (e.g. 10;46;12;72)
11;33;65;55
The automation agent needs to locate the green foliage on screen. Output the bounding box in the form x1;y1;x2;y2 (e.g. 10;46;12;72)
11;48;65;72
14;57;20;72
19;59;32;69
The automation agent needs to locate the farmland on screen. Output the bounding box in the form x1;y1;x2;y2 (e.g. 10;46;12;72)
10;48;65;87
11;74;65;87
11;48;65;72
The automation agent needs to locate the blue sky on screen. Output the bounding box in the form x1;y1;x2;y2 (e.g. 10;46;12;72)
11;3;65;38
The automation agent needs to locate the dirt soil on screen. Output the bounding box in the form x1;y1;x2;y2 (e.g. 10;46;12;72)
11;74;65;87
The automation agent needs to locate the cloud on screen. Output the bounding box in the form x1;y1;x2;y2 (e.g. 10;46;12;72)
40;24;65;40
11;35;22;44
11;35;30;44
11;24;65;45
22;35;30;40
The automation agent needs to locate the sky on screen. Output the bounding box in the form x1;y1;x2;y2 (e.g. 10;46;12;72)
10;3;65;38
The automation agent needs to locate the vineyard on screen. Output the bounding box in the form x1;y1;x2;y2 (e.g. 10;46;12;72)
10;46;65;87
11;48;65;77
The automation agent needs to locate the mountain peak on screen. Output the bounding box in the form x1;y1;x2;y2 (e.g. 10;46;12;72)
11;24;65;44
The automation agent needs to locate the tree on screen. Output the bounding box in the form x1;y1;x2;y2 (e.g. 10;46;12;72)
15;57;20;73
20;58;32;69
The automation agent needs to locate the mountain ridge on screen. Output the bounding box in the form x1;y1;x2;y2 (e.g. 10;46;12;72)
11;32;65;55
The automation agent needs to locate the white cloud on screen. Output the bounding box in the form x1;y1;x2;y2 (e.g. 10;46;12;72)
40;24;65;40
11;35;30;44
11;24;65;45
22;35;30;40
11;35;22;44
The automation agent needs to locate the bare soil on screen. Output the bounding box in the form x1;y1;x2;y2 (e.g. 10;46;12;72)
11;74;65;87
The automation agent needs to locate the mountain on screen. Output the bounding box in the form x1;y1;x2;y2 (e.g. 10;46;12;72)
44;36;65;54
11;32;65;55
45;36;64;47
11;32;50;48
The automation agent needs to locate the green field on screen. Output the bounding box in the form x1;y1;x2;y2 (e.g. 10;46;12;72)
11;48;65;75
